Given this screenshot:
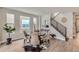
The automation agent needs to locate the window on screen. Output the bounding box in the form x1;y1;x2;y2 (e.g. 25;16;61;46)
6;13;15;34
33;17;37;30
20;16;30;30
6;13;15;27
33;17;37;25
22;19;30;29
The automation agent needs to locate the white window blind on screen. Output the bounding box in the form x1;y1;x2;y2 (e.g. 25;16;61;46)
7;13;14;24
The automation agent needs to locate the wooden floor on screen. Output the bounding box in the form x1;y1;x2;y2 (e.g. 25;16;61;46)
0;34;79;52
0;40;24;52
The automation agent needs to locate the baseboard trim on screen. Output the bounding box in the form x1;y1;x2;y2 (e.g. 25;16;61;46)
0;38;24;46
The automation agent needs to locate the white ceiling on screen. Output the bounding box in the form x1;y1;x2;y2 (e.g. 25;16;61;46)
7;7;79;16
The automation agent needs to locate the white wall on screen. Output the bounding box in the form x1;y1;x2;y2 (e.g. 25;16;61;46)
54;12;73;38
0;8;40;42
41;14;50;27
41;12;73;40
0;8;4;42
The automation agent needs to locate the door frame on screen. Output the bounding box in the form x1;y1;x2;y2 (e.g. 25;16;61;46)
73;12;79;38
75;15;79;33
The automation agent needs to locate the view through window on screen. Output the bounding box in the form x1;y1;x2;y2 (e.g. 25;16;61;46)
20;16;30;32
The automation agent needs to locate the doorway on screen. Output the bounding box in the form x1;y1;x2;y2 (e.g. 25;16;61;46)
75;15;79;33
20;16;30;34
73;14;79;38
73;13;79;38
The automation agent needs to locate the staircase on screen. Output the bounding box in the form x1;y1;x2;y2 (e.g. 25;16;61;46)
50;13;68;41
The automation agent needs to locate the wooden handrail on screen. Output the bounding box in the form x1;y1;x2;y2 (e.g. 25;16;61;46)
53;12;60;19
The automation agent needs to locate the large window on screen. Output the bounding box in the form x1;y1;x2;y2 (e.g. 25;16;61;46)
22;19;30;29
6;13;15;27
6;13;15;34
20;16;30;30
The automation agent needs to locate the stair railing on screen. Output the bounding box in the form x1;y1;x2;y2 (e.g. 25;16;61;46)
50;17;68;41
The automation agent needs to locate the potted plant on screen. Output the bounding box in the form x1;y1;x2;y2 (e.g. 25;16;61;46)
3;24;15;44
